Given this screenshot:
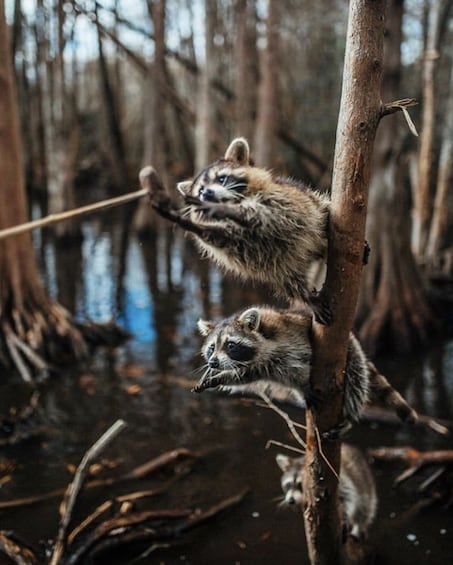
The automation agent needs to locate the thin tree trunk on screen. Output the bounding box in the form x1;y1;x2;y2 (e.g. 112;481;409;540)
95;3;128;192
194;0;217;171
134;0;167;234
253;0;280;167
425;60;453;268
412;0;447;257
43;0;80;238
234;0;257;139
302;2;386;563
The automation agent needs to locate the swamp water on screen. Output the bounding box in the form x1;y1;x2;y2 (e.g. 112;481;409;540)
0;209;452;564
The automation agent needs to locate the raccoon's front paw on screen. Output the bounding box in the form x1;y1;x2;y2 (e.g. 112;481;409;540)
192;372;231;393
310;293;332;326
302;385;322;409
321;419;352;440
139;166;168;201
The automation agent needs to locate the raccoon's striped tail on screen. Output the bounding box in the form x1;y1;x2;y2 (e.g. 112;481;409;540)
367;361;418;424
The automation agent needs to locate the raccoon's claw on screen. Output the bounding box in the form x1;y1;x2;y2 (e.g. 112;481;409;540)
192;373;229;393
321;420;352;440
139;166;167;199
303;386;322;409
310;293;332;326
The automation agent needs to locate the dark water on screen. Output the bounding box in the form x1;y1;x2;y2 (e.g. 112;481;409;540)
1;209;452;565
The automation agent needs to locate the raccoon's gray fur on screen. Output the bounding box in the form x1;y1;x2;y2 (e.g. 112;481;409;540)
142;138;330;323
276;444;378;540
193;306;418;435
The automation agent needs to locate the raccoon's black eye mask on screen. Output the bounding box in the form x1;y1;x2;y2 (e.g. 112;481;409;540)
223;340;255;361
215;175;247;192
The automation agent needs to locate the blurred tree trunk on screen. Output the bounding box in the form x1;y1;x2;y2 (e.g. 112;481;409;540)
234;0;257;139
412;0;450;258
11;0;34;194
356;0;435;355
194;0;217;170
94;2;128;192
135;0;167;233
32;0;48;201
44;0;80;238
426;60;453;270
0;0;88;380
303;2;386;563
253;0;280;167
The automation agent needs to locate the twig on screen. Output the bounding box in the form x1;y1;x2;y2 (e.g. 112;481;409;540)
0;188;149;241
313;424;339;482
68;469;193;546
257;393;306;449
49;419;127;565
381;98;419;136
265;439;305;455
0;531;40;565
418;466;446;492
83;489;249;564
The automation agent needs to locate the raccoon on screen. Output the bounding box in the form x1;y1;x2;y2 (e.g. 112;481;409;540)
276;444;378;540
140;138;331;323
192;306;418;435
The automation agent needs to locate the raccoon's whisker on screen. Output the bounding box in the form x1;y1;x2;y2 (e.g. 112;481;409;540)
191;364;209;376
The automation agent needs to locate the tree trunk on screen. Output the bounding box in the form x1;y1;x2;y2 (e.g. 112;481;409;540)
412;0;448;258
303;2;386;563
43;0;80;238
425;60;453;269
253;0;280;167
234;0;257;139
356;0;436;355
95;2;128;192
0;0;88;380
134;0;168;234
194;0;217;171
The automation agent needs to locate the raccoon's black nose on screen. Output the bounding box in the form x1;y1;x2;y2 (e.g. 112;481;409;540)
208;357;220;369
201;188;216;202
287;497;295;505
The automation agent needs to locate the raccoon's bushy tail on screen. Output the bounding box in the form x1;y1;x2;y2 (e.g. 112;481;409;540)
367;361;418;424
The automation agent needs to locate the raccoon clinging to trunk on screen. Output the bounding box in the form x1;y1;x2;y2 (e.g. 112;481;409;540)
193;306;419;436
141;138;331;323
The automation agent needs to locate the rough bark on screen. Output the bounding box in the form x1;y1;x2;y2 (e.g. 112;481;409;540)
302;2;386;564
253;0;280;167
356;0;436;355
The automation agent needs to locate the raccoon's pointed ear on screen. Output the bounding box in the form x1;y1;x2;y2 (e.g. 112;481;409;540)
238;307;260;331
224;137;250;165
177;180;193;196
276;454;292;472
197;319;214;336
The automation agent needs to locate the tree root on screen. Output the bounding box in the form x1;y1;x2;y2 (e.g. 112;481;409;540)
1;303;130;382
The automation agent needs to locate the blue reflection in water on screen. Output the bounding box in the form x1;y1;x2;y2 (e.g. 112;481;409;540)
80;224;116;321
117;237;155;343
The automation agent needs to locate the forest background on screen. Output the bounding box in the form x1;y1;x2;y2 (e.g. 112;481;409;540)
5;0;453;356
